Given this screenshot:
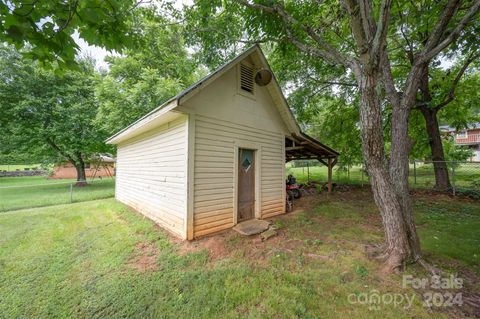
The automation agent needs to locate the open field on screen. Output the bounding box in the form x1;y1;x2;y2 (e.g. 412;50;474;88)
286;162;480;192
0;189;478;318
0;164;46;171
0;176;115;212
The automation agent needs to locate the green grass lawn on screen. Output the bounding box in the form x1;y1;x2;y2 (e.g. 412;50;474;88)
1;190;478;318
0;163;44;171
0;176;115;211
415;197;480;271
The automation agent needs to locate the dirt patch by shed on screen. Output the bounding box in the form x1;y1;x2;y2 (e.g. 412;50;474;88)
127;242;159;272
178;232;230;261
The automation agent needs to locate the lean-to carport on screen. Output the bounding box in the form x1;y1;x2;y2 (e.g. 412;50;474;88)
285;133;339;192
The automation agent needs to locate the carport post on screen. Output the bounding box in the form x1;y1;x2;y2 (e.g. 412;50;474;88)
307;162;310;182
327;158;333;193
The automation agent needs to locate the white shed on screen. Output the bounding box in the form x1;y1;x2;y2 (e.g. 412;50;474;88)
106;45;338;240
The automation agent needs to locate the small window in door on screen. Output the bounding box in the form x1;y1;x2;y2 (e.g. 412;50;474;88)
241;150;253;172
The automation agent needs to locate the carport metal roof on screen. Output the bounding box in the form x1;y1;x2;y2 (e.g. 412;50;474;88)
285;133;339;162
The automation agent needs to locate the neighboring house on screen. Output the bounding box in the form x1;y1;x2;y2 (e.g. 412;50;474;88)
441;123;480;161
50;154;116;179
106;45;338;240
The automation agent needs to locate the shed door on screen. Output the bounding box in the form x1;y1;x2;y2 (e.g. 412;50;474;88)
238;148;255;222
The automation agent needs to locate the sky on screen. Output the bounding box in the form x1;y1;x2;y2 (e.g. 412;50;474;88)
73;31;111;70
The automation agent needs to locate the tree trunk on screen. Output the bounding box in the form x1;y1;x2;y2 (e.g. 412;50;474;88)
74;157;88;187
380;52;423;266
358;73;415;273
389;100;422;266
420;107;451;190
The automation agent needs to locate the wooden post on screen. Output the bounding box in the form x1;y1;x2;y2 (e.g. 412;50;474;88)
327;158;332;193
307;161;310;182
413;160;417;185
452;161;456;196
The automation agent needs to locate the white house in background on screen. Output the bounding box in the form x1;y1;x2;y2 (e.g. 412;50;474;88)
106;45;338;240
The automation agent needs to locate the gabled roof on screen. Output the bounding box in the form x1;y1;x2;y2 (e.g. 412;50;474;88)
440;122;480;133
289;132;339;160
106;45;338;159
91;154;116;163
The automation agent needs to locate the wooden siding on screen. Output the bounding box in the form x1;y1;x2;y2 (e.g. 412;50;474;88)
116;115;187;238
193;114;285;237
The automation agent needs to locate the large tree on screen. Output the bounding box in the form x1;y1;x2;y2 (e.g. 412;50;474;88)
96;7;202;134
387;6;480;190
0;46;108;184
415;55;479;189
184;0;480;272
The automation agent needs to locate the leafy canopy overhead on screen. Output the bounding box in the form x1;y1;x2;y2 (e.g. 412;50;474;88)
0;0;140;67
96;7;204;135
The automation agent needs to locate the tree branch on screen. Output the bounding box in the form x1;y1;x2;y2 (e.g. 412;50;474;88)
45;137;76;165
371;0;393;58
419;0;480;63
235;0;356;69
435;52;479;109
358;0;376;42
394;0;415;63
56;0;78;34
282;27;346;66
189;26;279;44
381;50;401;109
423;0;461;52
341;0;375;74
12;0;39;17
402;0;480;111
316;80;358;87
307;75;358;87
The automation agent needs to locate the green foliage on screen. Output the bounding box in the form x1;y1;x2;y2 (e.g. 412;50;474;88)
0;45;109;166
437;70;480;128
443;139;475;162
0;151;37;165
0;0;137;68
305;97;362;164
355;265;369;278
267;46;362;163
96;8;203;134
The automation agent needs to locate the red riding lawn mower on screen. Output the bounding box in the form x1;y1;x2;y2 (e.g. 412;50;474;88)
286;174;302;212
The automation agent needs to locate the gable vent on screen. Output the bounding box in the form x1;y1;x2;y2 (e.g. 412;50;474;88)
240;63;254;94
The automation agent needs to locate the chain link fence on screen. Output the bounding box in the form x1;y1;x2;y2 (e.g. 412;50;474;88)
0;177;115;212
411;160;480;196
286;160;480;197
